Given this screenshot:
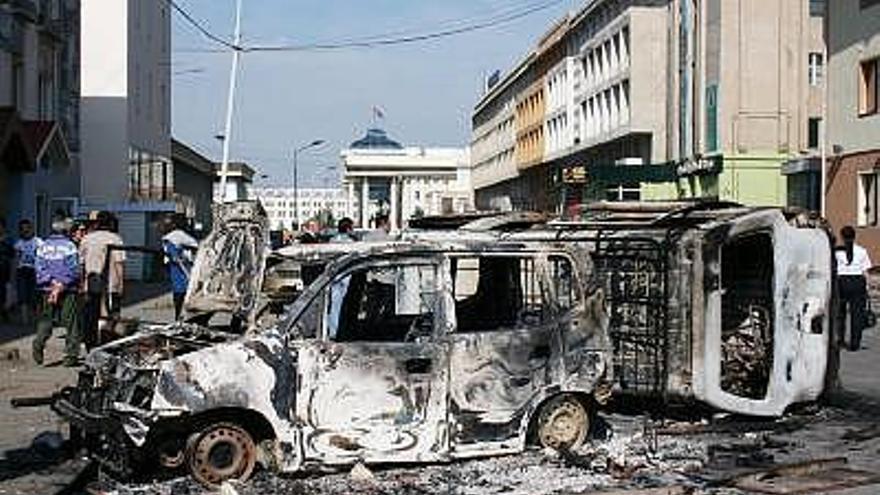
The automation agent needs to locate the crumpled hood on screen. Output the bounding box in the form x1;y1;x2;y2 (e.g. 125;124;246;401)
184;201;270;322
87;324;240;370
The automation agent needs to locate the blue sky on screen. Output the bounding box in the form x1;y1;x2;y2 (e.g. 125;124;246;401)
172;0;578;187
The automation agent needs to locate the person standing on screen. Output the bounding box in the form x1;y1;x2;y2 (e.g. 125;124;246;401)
836;226;873;352
13;219;40;325
162;214;198;320
32;218;80;366
0;219;14;322
79;211;125;349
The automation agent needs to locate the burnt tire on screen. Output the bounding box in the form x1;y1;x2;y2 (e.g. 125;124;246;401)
535;395;590;452
187;422;257;488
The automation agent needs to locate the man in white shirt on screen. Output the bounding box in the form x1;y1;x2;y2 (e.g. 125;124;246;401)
836;226;873;351
79;211;125;348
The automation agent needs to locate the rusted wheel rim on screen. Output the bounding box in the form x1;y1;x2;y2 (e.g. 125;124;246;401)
538;399;589;451
189;424;256;487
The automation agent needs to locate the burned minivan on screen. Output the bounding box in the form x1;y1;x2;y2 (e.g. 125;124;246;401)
52;202;613;487
48;201;836;487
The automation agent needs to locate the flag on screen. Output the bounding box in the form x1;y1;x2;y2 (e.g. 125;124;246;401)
372;106;385;120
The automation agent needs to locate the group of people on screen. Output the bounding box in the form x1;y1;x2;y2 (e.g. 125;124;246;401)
0;213;124;366
0;211;198;367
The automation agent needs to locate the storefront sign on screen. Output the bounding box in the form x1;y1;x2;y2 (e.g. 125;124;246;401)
676;155;723;178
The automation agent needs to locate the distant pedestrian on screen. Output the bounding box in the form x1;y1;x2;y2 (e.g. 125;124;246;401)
0;219;14;322
13;219;40;325
362;214;391;242
80;211;125;349
162;214;198;320
32;217;80;367
836;226;873;352
331;217;357;243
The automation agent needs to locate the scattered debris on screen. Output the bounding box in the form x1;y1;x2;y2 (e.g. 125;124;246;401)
728;457;880;494
350;462;376;484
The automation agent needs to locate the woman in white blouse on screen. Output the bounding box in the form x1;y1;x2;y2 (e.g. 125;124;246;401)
836;226;873;351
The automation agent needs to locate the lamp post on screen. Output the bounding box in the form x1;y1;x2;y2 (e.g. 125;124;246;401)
293;139;325;229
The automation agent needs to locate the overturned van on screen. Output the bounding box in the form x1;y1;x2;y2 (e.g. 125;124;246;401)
52;202;614;487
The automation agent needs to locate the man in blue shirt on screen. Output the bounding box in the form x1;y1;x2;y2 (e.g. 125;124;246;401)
162;214;198;320
32;218;80;367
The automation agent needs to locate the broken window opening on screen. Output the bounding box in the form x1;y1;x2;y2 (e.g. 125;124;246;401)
549;255;577;311
592;239;668;394
720;233;775;400
451;255;546;333
326;263;438;343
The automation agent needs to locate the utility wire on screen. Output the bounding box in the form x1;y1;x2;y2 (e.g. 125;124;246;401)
164;0;241;51
259;0;560;47
167;0;565;53
247;0;566;52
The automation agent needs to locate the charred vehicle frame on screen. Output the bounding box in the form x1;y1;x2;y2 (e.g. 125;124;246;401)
42;201;836;488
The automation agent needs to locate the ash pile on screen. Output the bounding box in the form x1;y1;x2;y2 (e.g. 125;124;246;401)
99;424;708;495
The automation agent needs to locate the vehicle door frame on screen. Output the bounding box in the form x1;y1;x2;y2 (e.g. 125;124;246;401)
444;248;587;457
292;251;454;466
694;211;832;416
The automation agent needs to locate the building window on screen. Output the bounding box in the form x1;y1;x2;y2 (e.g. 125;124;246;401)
606;183;641;202
808;118;821;149
859;172;880;227
808;52;824;86
809;0;825;16
860;58;880;116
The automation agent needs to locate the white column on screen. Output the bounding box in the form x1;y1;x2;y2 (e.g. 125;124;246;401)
390;178;399;231
360;177;370;228
347;181;355;220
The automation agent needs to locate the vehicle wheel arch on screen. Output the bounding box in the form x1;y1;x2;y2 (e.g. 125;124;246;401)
148;407;280;473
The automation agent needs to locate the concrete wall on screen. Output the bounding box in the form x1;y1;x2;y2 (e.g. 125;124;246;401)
79;0;171;206
827;1;880;155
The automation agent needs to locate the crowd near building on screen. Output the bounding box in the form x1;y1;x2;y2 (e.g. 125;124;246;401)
342;128;473;230
471;0;827;214
250;187;350;231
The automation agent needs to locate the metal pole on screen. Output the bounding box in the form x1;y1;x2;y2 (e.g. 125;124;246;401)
218;0;243;203
293;147;299;230
820;37;828;218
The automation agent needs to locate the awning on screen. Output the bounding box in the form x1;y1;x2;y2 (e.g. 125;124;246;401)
781;156;821;175
0;107;36;171
21;120;70;169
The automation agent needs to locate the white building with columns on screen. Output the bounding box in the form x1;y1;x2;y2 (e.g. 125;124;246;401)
341;128;472;230
250;187;350;231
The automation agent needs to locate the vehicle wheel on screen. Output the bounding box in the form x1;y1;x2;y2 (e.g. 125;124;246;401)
535;395;590;452
187;422;257;487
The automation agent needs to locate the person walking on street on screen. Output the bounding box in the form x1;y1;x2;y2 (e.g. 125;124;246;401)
836;226;873;352
32;218;81;367
13;219;40;325
0;219;14;322
79;211;125;349
162;214;198;320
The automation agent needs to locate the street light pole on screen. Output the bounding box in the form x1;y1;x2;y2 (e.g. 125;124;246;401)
218;0;243;203
292;139;325;229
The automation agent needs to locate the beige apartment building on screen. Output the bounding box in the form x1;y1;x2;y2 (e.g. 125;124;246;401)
471;0;825;214
824;0;880;261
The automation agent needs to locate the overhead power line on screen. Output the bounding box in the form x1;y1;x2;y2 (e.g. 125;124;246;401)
246;0;566;52
167;0;566;54
164;0;240;51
